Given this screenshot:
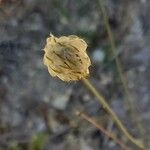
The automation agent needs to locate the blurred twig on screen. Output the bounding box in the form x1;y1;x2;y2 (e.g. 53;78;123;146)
96;0;146;148
0;0;22;18
76;110;130;150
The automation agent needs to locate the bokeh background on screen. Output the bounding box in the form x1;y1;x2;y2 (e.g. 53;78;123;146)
0;0;149;149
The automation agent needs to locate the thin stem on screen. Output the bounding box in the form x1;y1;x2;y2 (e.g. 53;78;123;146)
82;78;144;149
76;111;130;150
96;0;146;146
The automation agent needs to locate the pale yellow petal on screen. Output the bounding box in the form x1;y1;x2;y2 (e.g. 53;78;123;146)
58;36;87;52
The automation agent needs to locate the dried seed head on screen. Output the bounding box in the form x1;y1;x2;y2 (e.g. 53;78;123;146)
43;34;91;81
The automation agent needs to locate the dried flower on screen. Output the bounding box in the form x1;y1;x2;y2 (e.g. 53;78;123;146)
43;34;91;81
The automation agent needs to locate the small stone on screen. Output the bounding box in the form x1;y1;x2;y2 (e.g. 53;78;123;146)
92;48;105;63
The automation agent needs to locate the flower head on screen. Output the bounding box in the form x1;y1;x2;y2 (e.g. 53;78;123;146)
43;34;91;81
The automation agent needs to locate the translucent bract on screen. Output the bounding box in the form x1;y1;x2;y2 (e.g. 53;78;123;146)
43;34;91;81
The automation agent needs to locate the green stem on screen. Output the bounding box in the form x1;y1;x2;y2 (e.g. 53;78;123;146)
82;78;144;149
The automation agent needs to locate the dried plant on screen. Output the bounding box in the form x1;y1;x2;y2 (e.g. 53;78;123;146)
43;34;91;81
43;34;144;149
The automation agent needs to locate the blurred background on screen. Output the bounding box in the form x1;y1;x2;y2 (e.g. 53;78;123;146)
0;0;149;149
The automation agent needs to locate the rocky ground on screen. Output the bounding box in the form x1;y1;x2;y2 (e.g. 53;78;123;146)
0;0;149;150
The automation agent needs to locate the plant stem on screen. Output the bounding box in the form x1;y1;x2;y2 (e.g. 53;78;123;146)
82;78;144;149
96;0;146;147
